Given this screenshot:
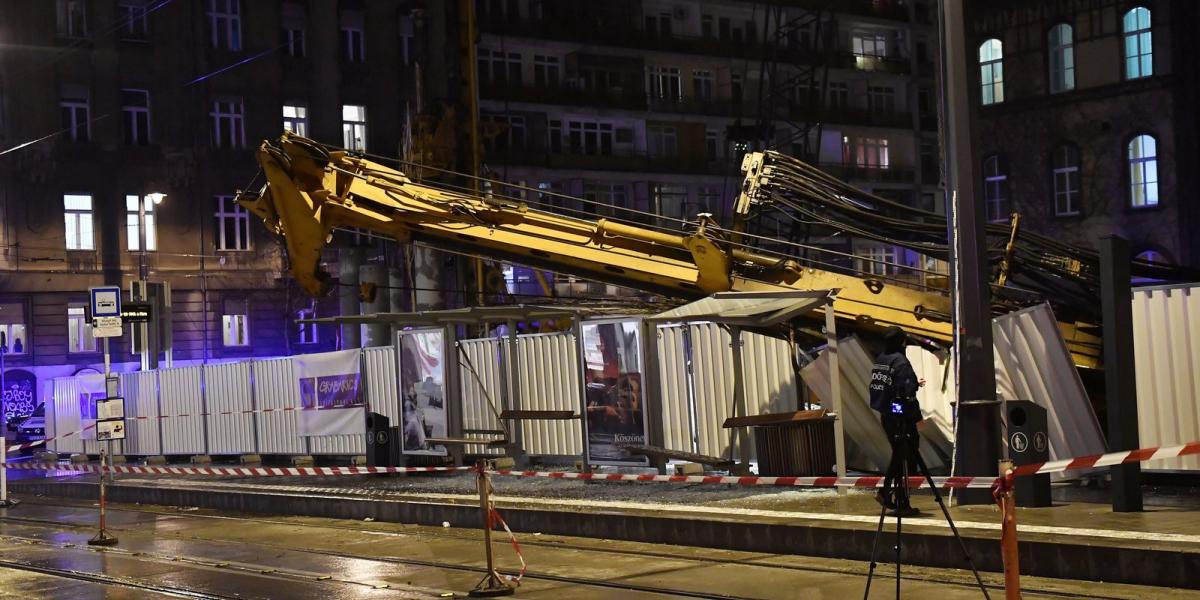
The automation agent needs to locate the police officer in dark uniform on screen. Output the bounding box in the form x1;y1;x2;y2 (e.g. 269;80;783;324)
868;326;925;516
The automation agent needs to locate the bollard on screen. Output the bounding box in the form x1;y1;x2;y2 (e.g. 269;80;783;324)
87;447;117;546
995;459;1021;599
469;459;514;597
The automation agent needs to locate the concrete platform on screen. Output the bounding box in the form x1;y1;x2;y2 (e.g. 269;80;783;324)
7;465;1200;590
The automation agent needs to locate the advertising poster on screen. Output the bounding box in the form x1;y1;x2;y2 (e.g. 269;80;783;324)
294;349;366;436
581;320;648;465
397;329;447;456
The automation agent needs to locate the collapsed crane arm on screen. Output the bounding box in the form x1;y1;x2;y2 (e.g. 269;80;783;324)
239;134;1100;366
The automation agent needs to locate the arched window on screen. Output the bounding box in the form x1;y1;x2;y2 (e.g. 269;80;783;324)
979;38;1004;105
1048;23;1075;92
1135;249;1166;264
1123;7;1152;79
1052;144;1081;215
982;154;1008;222
1128;134;1158;208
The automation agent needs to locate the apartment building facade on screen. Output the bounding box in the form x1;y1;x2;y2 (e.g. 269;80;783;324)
969;0;1200;267
0;0;430;420
473;0;942;289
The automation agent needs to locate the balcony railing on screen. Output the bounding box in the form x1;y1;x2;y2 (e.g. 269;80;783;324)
838;52;912;74
794;105;913;129
480;82;647;110
486;147;725;175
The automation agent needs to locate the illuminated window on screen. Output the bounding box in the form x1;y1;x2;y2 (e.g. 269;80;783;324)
1128;134;1158;208
342;105;367;151
222;298;249;347
1123;7;1152;79
68;304;97;353
979;38;1004;105
283;104;307;136
855;243;898;276
64;194;95;250
1048;23;1074;93
0;303;28;355
125;195;158;251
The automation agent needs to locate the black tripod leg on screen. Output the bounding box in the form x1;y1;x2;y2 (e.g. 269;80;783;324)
915;454;992;600
862;498;889;600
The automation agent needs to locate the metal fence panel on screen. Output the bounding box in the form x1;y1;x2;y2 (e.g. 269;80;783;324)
48;377;84;455
120;371;161;456
158;366;206;455
655;324;694;453
203;361;256;455
363;346;401;426
515;332;583;456
252;357;306;455
1133;284;1200;470
307;349;366;456
459;338;506;455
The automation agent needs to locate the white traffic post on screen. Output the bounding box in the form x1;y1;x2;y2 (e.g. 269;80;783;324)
87;287;123;546
1;336;13;508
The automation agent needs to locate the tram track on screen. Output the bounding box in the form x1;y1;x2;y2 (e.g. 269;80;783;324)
0;503;1163;600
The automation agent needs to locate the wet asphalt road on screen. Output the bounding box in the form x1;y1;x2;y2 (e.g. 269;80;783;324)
2;497;1198;600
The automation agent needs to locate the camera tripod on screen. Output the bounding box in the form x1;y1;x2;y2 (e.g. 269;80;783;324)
863;427;991;599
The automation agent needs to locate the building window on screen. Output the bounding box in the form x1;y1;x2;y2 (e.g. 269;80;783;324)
478;48;522;86
222;298;250;347
693;70;714;100
651;184;688;225
283;104;307;136
852;33;887;59
121;89;150;145
64;194;95;251
582;182;628;217
979;38;1004;105
60;95;90;142
1048;23;1074;93
215;195;251;251
1123;7;1152;79
342;104;367;151
648;66;682;101
867;86;895;114
730;73;743;105
844;136;889;169
56;0;88;37
645;11;672;36
483;114;526;151
982;155;1009;222
341;11;365;63
828;82;848;109
118;1;148;40
547;119;562;153
0;303;28;355
567;121;613;156
534;55;560;86
399;16;414;66
705;129;719;160
207;0;241;51
210;98;245;148
855;243;898;276
125;195;158;251
282;2;306;58
701;14;714;38
297;307;318;344
1052;144;1081;216
647;126;678;158
1128;134;1158;208
68;304;97;353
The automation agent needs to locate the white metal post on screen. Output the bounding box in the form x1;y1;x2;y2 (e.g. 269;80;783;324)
1;344;9;507
824;299;847;490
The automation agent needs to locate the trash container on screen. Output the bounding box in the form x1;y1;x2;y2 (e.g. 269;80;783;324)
753;415;836;476
1007;400;1052;507
365;412;392;467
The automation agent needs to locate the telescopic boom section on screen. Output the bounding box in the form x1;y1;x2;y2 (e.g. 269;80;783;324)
238;134;1099;366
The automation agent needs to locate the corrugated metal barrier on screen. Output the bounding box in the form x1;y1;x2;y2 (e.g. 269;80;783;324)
1133;283;1200;471
515;332;583;457
120;370;161;456
458;338;507;456
203;361;256;455
158;366;206;455
253;357;307;455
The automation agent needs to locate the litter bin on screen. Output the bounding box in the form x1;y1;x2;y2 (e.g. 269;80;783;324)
365;412;392;467
753;415;836;476
1007;400;1052;507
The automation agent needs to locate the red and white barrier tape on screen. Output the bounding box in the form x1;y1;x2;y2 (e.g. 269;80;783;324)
489;507;526;584
5;404;362;455
5;462;471;477
490;439;1200;489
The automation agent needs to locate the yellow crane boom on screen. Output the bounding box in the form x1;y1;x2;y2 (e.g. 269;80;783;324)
238;133;1100;366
